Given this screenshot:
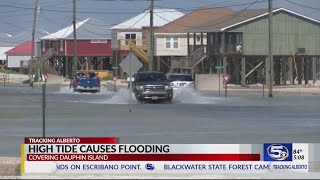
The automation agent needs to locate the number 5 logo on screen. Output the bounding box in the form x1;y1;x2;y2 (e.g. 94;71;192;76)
267;144;289;160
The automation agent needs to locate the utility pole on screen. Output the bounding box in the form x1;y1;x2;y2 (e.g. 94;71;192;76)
148;0;154;71
268;0;273;97
72;0;78;76
30;0;39;87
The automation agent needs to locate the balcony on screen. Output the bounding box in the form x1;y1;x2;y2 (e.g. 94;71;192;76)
205;43;242;55
118;39;148;51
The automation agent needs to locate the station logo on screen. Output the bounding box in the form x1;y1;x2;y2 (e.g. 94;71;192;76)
145;163;155;171
264;143;292;161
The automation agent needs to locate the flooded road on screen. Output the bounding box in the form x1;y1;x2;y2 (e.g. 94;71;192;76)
0;85;320;157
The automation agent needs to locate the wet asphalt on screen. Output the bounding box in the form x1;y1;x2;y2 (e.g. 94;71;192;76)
0;84;320;157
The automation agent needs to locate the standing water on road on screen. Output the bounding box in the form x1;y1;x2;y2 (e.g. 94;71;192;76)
173;88;221;104
62;86;222;104
89;88;137;104
54;85;108;95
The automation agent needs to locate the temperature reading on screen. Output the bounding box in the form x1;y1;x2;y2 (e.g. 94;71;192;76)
293;149;303;154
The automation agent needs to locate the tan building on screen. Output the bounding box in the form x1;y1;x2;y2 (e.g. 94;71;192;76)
154;8;234;73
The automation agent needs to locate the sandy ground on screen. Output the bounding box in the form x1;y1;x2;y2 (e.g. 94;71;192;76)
0;73;29;84
0;157;20;176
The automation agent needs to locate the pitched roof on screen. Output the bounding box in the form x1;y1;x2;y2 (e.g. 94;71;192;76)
110;9;185;30
155;8;234;34
188;8;320;33
5;41;33;55
40;18;112;40
188;8;268;33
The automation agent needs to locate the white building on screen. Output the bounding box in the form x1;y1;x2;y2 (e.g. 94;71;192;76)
5;41;34;69
110;9;185;50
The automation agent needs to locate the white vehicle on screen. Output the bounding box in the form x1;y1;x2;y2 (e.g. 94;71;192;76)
166;73;195;90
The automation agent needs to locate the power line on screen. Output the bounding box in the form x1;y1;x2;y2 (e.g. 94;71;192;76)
1;33;35;42
57;18;74;39
154;0;267;11
154;0;259;29
0;12;33;18
87;0;162;1
41;0;72;8
75;18;117;26
39;15;73;29
117;6;151;32
0;4;149;14
0;0;268;15
71;1;263;28
37;5;150;38
285;0;320;11
0;10;30;14
77;25;112;36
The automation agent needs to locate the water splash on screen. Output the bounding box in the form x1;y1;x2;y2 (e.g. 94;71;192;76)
89;88;137;104
54;86;108;95
62;86;222;105
173;88;220;104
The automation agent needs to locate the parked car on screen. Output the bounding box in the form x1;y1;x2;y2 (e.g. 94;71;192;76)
128;71;173;103
70;71;101;93
166;73;195;90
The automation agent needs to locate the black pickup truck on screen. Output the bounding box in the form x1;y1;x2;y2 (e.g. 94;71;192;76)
128;71;173;103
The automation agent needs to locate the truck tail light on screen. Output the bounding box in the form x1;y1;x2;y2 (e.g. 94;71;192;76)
75;79;79;86
98;79;101;87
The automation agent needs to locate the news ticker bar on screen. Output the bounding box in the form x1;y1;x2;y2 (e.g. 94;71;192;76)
22;161;310;174
20;137;320;174
21;142;316;162
22;143;311;161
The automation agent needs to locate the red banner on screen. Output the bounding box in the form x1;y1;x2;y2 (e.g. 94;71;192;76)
24;137;119;144
27;154;260;161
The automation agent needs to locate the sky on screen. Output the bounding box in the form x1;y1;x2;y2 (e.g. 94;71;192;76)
0;0;319;46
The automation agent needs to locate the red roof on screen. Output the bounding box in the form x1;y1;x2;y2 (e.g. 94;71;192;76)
5;41;34;55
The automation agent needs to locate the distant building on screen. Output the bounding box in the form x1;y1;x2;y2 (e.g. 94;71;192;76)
154;8;234;73
39;18;113;77
5;41;34;71
0;33;14;68
0;28;49;71
110;9;184;74
0;47;13;67
188;8;320;85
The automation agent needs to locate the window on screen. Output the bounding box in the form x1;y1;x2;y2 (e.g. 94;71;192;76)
91;39;108;43
168;75;193;81
125;34;136;45
136;73;167;82
165;36;179;49
166;37;171;49
173;36;178;48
